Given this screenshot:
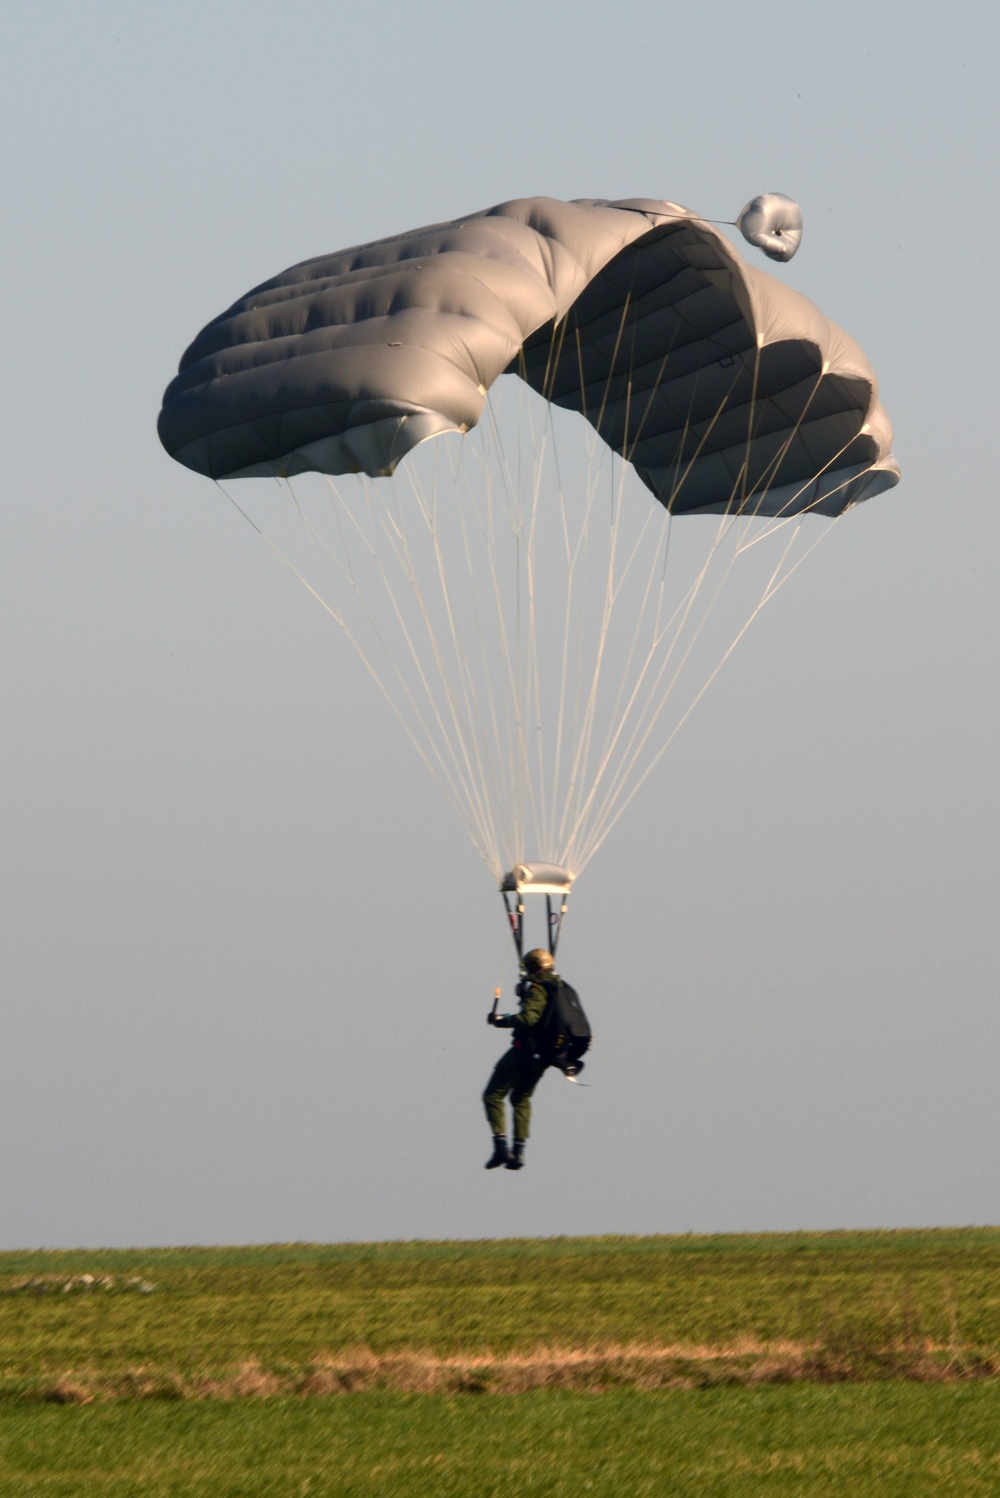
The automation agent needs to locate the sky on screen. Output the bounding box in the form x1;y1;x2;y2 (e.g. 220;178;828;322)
2;0;998;1249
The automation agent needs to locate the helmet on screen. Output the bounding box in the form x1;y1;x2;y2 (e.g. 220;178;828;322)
523;948;554;975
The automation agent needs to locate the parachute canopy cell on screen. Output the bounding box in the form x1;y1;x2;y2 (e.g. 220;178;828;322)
158;196;899;519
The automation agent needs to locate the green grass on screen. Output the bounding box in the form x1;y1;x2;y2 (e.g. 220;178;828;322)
3;1386;1000;1495
3;1230;1000;1395
4;1230;1000;1493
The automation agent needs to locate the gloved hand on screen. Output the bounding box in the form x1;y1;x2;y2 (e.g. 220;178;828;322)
488;1012;515;1028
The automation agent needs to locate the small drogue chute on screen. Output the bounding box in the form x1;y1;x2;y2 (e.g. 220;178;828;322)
736;192;804;261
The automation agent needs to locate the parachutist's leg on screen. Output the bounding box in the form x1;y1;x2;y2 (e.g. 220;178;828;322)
509;1059;546;1142
483;1051;517;1137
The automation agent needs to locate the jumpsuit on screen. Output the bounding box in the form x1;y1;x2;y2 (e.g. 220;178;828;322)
482;975;555;1141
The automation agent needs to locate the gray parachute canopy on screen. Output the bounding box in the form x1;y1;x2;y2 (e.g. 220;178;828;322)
159;196;898;518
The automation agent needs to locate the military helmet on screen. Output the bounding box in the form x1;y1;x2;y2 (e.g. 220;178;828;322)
523;948;555;975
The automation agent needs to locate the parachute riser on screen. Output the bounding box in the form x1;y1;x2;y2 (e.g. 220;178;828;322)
547;891;569;962
500;863;573;968
501;888;526;965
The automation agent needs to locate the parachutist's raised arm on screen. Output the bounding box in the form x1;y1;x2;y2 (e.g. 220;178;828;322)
488;987;515;1027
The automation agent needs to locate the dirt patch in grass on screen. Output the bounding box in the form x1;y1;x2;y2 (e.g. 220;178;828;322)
19;1335;1000;1403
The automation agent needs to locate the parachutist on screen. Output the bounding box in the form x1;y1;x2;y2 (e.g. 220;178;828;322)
482;949;591;1170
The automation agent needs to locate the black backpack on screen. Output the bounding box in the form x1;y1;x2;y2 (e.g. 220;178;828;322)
533;978;591;1074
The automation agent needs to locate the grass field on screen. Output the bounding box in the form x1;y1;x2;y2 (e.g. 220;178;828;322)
3;1387;1000;1495
3;1230;1000;1493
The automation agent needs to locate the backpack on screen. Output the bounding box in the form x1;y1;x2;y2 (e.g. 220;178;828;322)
534;978;591;1074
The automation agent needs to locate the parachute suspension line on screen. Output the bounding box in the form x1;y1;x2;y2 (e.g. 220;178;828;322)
553;288;753;867
440;411;511;866
334;465;504;868
449;403;563;872
403;444;528;874
510;372;547;865
579;511;842;869
214;479;497;870
569;358;867;869
548;392;586;859
525;376;557;861
560;400;632;862
482;406;531;868
557;344;785;867
577;516;806;867
331;470;501;866
556;350;751;866
514;371;560;859
571;503;673;861
578;340;692;789
560;507;735;868
214;479;263;537
401;450;511;870
552;371;608;856
480;369;592;869
329;470;503;870
566;389;790;866
551;294;639;857
391;453;507;869
393;413;567;877
441;426;520;870
479;387;543;867
535;308;575;845
559;428;667;862
561;308;688;844
484;396;538;869
515;356;560;859
491;304;656;869
730;414;884;541
459;391;517;864
551;432;608;856
538;344;587;859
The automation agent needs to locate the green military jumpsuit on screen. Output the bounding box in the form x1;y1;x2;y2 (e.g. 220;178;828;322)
482;975;555;1141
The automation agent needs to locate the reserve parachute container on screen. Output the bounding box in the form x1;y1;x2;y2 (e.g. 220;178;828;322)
159;195;899;951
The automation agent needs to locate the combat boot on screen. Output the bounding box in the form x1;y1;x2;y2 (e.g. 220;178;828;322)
506;1139;525;1170
485;1134;510;1169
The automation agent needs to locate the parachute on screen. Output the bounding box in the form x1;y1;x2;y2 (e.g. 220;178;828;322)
159;195;899;951
735;193;804;262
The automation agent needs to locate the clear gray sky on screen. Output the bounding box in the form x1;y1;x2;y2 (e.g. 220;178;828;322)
2;0;998;1248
